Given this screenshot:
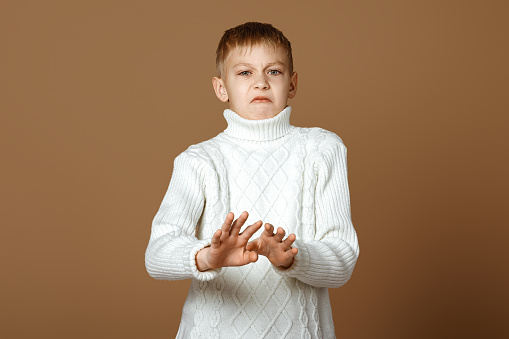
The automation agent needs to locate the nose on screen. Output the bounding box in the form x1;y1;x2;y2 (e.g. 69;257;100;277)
254;74;269;90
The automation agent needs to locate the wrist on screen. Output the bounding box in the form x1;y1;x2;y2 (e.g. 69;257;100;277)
280;258;294;269
196;247;210;272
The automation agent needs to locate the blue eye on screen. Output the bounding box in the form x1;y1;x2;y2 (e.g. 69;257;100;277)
239;71;251;76
268;70;280;75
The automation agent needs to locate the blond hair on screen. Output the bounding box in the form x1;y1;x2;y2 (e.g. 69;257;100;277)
215;22;293;78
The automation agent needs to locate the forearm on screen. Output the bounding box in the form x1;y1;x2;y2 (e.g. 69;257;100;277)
145;150;220;281
145;229;219;281
273;237;358;288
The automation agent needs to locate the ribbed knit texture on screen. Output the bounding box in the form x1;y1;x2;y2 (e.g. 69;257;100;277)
145;106;359;339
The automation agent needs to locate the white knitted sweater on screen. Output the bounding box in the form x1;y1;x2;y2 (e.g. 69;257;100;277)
145;106;359;339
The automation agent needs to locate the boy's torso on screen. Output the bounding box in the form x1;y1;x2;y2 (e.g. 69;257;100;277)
189;126;340;241
175;126;342;339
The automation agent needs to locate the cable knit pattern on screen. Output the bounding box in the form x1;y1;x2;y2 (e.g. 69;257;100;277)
145;106;359;339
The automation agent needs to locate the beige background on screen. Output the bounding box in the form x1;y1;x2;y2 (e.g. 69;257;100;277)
1;1;508;338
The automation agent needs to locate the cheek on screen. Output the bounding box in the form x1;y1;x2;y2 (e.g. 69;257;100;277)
236;83;251;95
274;85;290;98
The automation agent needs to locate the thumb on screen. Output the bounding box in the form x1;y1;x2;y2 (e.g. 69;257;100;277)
246;240;257;252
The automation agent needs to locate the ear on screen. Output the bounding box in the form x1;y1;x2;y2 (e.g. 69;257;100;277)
288;71;298;99
212;77;229;102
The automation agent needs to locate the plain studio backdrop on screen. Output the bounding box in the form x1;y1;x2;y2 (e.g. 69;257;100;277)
1;1;507;338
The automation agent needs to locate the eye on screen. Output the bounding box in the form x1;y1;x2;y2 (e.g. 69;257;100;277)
268;70;281;75
239;71;251;76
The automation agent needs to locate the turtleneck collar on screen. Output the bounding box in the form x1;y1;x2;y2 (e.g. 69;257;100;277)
223;106;294;141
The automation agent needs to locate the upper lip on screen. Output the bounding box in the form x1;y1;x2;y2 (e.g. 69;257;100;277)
251;96;271;102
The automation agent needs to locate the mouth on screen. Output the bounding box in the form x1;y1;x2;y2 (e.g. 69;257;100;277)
251;96;271;103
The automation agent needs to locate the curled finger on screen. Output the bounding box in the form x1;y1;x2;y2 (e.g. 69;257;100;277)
274;227;286;242
282;233;296;248
263;223;274;236
246;240;257;252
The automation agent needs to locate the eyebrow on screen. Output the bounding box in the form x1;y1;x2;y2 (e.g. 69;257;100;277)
232;62;286;68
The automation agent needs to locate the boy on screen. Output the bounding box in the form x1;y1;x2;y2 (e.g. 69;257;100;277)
145;22;359;338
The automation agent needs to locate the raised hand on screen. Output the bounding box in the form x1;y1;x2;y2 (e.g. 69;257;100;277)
246;223;298;269
196;211;263;271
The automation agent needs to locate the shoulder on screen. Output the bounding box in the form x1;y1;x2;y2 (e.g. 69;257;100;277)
174;137;220;169
295;127;346;153
314;127;344;146
295;126;343;143
297;128;348;174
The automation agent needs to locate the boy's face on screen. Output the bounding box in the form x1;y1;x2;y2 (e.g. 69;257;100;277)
213;44;297;120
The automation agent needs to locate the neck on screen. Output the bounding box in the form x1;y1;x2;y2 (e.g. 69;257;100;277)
223;106;294;141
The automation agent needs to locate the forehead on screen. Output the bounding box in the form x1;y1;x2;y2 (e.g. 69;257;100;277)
225;44;288;67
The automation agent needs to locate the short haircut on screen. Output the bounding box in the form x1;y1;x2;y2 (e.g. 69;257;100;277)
215;22;293;78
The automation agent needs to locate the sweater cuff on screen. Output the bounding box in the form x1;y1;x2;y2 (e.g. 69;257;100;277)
187;239;222;281
271;240;310;277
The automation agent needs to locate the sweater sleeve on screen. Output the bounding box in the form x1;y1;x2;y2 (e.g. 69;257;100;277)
145;151;221;282
273;135;359;288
